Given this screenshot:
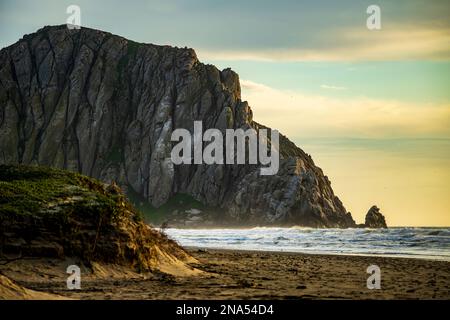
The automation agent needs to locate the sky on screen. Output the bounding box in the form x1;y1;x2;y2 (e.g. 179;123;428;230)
1;0;449;226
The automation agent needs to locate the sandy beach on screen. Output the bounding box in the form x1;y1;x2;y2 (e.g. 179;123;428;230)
1;248;449;300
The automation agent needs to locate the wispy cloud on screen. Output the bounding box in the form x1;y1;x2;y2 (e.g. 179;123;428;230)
2;1;449;62
240;79;450;139
320;85;347;90
241;79;272;91
199;25;450;62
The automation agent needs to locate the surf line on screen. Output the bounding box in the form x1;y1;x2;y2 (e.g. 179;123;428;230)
170;121;280;175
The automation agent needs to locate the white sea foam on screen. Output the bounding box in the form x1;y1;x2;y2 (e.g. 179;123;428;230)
163;227;450;261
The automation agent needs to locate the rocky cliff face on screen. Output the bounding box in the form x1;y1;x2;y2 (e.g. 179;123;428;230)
0;25;356;227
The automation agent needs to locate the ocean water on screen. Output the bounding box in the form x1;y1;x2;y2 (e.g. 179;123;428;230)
164;227;450;261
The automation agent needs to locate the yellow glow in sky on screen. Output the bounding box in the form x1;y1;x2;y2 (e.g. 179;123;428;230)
241;81;450;227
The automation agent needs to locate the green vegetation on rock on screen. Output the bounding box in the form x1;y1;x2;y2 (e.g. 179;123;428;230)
0;165;192;270
126;188;205;225
0;164;139;221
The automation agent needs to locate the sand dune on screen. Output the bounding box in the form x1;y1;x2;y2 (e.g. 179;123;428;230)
1;249;449;300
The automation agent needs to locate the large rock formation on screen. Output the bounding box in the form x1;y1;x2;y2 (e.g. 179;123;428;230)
0;25;357;227
364;205;387;228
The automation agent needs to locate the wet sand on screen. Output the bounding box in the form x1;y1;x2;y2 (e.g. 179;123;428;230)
1;248;449;299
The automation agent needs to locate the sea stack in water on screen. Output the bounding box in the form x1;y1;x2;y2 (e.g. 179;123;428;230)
364;205;388;228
